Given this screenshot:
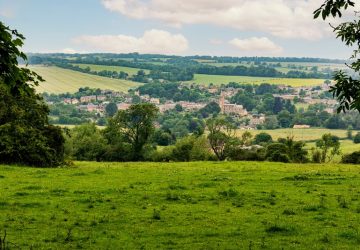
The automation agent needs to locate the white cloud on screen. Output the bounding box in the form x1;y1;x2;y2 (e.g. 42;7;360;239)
229;37;283;55
61;48;78;54
73;29;189;54
101;0;330;40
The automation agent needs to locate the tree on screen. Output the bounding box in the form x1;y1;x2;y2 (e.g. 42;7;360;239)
105;103;158;161
241;131;253;146
0;21;65;167
199;101;221;118
353;132;360;144
67;123;107;161
105;102;118;117
206;117;236;161
175;104;183;112
254;133;273;145
313;134;341;163
314;1;360;112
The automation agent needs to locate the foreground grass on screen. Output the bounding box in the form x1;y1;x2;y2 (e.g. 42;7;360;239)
187;74;325;87
29;66;141;94
1;162;360;249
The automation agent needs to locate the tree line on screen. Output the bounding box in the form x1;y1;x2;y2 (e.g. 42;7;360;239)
65;104;352;164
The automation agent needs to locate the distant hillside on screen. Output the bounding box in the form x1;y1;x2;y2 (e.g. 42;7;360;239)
29;66;141;94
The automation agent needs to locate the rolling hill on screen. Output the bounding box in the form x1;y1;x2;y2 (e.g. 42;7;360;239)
29;66;142;94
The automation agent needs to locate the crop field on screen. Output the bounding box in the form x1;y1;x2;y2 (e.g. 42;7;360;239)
187;74;325;87
1;162;360;249
306;139;359;156
73;64;149;76
29;66;141;94
237;128;354;142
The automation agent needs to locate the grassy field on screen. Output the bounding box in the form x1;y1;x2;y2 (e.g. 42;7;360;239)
306;139;359;155
29;66;141;94
187;74;325;87
1;162;360;249
73;64;149;76
237;128;354;142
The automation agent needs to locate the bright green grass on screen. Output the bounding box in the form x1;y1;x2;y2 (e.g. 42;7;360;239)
29;66;142;94
1;162;360;249
187;74;325;87
73;64;149;76
237;128;354;142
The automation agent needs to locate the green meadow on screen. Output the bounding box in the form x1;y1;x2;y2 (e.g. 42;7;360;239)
1;162;360;249
187;74;325;87
29;66;141;94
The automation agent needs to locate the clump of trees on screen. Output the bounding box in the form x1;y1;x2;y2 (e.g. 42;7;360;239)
0;22;65;167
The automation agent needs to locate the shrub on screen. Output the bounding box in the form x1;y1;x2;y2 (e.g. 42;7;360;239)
266;143;290;163
254;132;273;145
353;132;360;144
227;147;266;161
342;151;360;164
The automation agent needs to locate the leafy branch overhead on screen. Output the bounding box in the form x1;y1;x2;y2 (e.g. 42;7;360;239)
314;0;360;113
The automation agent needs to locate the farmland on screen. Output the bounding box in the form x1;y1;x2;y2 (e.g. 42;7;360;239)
1;161;360;249
237;128;355;142
187;74;325;87
29;66;141;94
72;64;149;76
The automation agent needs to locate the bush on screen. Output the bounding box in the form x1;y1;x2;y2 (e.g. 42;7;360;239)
254;133;273;145
353;132;360;144
342;151;360;164
227;146;266;161
151;146;175;162
266;143;290;163
66;124;108;161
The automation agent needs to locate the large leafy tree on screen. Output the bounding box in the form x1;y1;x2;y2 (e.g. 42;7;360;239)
104;103;158;161
314;0;360;112
0;21;65;167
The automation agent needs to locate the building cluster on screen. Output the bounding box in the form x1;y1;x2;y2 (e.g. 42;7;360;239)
57;81;338;129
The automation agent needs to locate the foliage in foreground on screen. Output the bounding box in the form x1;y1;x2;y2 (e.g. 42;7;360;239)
0;21;64;167
1;162;360;249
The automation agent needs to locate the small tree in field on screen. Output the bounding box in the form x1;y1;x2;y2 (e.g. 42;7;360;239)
313;134;341;163
206;117;237;161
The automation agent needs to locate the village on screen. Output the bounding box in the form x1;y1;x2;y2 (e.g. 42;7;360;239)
51;81;338;129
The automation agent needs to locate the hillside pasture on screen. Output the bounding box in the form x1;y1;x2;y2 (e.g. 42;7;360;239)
1;162;360;249
187;74;325;87
29;66;141;94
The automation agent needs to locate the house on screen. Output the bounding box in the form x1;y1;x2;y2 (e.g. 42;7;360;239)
158;103;176;113
80;95;97;103
293;125;311;129
150;98;160;105
117;103;131;110
71;98;79;104
178;101;206;111
96;95;107;101
219;92;248;117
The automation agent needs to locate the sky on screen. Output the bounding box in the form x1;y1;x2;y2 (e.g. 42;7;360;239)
0;0;355;59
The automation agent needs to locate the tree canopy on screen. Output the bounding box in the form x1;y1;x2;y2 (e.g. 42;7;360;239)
0;21;65;167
